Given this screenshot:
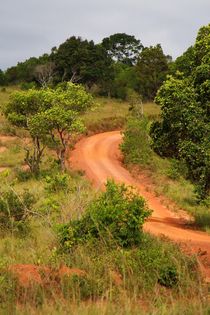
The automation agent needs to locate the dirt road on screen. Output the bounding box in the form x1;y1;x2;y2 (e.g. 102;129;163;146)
70;130;210;280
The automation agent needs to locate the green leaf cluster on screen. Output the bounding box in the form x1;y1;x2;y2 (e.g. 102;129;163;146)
58;180;151;250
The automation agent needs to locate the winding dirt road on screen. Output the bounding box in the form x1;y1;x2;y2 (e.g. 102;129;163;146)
70;131;210;280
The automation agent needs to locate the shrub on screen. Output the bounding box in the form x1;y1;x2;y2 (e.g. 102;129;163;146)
45;173;69;193
20;82;36;90
121;117;152;166
0;189;35;232
57;180;151;250
158;265;178;288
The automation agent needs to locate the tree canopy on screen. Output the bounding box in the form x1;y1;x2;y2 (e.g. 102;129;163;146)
51;36;113;88
102;33;143;65
5;83;93;172
136;44;171;100
150;24;210;200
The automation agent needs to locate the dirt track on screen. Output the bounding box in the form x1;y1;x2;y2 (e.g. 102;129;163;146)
70;130;210;280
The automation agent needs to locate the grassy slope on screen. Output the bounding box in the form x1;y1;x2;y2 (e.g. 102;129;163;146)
0;88;209;314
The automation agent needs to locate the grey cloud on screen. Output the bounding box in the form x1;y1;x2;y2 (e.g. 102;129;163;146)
0;0;210;69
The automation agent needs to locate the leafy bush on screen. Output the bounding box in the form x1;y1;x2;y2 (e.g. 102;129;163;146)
45;173;70;192
158;265;178;288
0;189;35;232
58;180;151;250
121;117;152;166
20;82;36;90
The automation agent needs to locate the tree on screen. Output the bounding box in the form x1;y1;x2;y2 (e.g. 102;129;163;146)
102;33;143;65
34;62;56;88
0;69;7;86
150;75;209;200
5;54;51;84
5;83;93;173
109;63;139;99
170;46;195;77
136;44;170;100
52;36;112;88
29;106;84;170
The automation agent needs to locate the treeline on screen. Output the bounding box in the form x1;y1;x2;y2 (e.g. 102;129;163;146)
0;33;171;101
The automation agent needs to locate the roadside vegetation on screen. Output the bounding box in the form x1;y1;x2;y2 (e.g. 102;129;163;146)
0;23;209;314
121;24;210;230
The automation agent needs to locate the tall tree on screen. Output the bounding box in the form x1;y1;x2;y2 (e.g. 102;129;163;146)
52;36;112;88
0;69;7;85
102;33;143;65
136;44;170;100
150;24;210;200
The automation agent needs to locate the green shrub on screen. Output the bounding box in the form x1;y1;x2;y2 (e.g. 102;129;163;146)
158;265;178;288
0;189;35;233
57;180;151;250
121;117;152;166
20;82;36;90
45;173;69;193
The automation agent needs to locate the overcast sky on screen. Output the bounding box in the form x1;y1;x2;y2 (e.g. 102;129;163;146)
1;0;209;70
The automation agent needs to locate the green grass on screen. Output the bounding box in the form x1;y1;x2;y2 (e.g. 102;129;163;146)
83;97;161;134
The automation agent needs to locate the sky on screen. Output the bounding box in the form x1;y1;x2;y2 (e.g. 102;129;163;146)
0;0;210;70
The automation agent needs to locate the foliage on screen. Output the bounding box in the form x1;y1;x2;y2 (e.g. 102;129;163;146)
4;83;93;172
150;24;210;200
58;180;151;249
51;36;113;88
0;188;35;233
109;63;139;99
102;33;143;65
170;46;195;77
136;44;171;100
45;173;70;193
0;69;7;86
121;117;152;166
5;54;51;84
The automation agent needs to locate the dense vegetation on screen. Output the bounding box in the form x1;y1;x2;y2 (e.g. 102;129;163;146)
0;33;171;101
0;23;210;314
150;24;210;200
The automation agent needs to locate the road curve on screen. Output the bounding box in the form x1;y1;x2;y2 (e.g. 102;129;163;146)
69;130;210;278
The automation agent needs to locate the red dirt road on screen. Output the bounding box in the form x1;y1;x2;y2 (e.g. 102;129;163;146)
70;131;210;280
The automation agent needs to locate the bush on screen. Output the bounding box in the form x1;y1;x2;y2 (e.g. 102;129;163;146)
0;189;35;232
121;117;152;166
58;180;151;250
20;82;36;90
158;265;178;288
45;173;70;193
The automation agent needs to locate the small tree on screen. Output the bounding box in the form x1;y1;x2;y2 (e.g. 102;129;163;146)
34;62;56;88
5;83;93;173
29;106;85;170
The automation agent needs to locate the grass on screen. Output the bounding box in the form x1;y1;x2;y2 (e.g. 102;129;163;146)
0;87;209;313
83;97;161;134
